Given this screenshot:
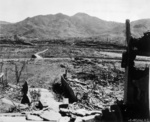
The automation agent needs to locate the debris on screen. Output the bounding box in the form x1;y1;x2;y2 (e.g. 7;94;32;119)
29;88;60;111
31;54;43;59
0;54;124;121
21;95;30;106
7;83;21;89
26;114;43;121
63;98;69;104
1;98;28;110
31;49;48;59
40;109;61;121
75;115;97;122
73;109;88;116
0;113;24;117
74;117;82;122
68;78;87;85
22;81;28;95
21;81;31;105
0;116;26;122
59;107;101;117
59;117;70;122
61;75;77;103
0;72;4;78
59;108;70;113
59;104;69;109
88;110;102;115
81;115;97;122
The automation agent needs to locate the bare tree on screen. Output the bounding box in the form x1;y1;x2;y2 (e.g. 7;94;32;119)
10;61;26;84
0;59;4;86
15;61;26;84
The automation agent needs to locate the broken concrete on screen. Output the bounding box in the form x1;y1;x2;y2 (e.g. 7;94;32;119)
1;98;28;110
28;88;60;111
40;109;61;121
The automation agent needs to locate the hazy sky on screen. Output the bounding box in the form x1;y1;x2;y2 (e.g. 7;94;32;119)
0;0;150;23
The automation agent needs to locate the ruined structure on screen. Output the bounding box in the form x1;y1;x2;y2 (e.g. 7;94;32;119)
102;20;150;121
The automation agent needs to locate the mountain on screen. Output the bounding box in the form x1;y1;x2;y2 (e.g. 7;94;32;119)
0;21;11;25
0;13;150;43
131;19;150;38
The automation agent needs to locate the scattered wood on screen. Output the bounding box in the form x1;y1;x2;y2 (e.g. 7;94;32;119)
36;49;48;55
81;115;97;122
59;108;70;113
68;78;87;85
60;108;101;117
73;109;89;116
32;49;48;59
31;54;43;59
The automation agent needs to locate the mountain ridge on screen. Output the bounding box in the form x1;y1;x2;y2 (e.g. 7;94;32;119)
0;13;150;42
0;21;11;25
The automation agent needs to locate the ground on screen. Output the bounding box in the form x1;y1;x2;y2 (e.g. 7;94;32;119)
0;44;149;113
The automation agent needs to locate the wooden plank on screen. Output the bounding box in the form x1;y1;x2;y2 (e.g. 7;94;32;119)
68;78;86;85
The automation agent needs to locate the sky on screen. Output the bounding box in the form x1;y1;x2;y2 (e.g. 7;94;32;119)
0;0;150;23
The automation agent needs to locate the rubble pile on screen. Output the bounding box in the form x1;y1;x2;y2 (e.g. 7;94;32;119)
59;58;124;110
0;58;124;121
0;82;102;122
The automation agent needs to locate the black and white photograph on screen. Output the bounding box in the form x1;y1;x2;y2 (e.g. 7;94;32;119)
0;0;150;121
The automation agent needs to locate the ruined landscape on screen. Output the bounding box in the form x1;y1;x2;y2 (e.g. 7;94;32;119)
0;13;150;121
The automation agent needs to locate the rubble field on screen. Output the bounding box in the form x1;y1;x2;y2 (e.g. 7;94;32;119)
0;54;125;121
1;45;149;121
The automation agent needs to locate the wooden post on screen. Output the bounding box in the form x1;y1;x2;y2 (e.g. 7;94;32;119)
126;19;131;45
148;65;150;120
124;19;133;104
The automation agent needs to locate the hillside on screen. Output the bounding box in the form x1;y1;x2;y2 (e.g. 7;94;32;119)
0;13;150;45
0;13;123;38
0;21;11;25
131;19;150;38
